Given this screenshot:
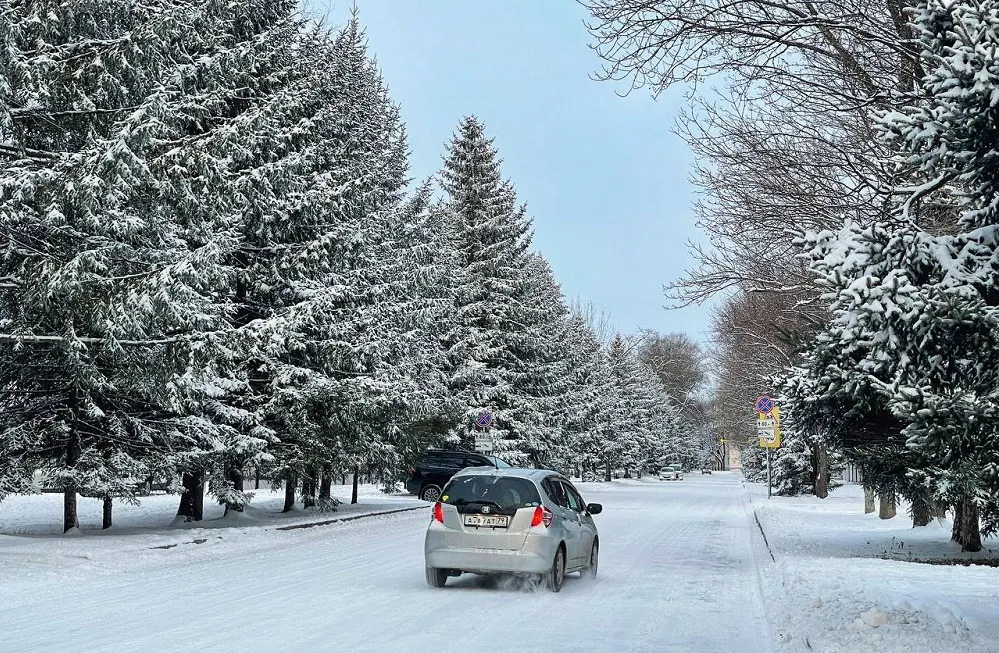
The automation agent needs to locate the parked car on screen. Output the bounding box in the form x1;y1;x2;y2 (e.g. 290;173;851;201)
405;449;510;502
424;467;602;592
701;467;712;475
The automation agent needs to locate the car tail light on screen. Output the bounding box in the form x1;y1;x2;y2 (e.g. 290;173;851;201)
531;505;553;528
407;465;415;475
432;501;444;524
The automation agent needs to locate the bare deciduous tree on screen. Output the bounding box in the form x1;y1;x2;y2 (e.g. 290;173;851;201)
637;331;706;413
582;0;923;305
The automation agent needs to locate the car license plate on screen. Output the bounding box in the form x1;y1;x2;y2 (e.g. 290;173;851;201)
463;514;509;528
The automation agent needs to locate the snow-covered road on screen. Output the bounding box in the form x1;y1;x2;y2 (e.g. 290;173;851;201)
2;474;775;653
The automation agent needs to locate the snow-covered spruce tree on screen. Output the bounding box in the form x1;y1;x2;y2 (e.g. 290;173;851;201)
215;19;401;513
782;324;930;511
561;311;618;479
253;20;459;510
878;0;999;544
768;417;817;497
500;254;576;472
0;0;305;529
787;0;999;548
439;116;538;460
634;361;683;475
372;183;462;490
602;334;657;479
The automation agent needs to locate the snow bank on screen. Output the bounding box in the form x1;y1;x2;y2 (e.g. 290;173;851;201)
749;481;999;653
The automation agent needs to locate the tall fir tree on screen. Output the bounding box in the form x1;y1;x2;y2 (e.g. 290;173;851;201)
0;0;302;529
562;312;618;478
505;254;575;471
251;18;456;508
439;116;536;459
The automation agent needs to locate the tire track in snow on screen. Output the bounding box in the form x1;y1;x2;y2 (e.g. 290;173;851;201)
4;477;775;653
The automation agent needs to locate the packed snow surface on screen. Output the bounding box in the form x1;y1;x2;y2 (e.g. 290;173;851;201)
1;475;774;653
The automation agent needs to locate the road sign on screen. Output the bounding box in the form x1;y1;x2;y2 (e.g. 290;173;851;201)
474;434;495;454
475;412;493;428
754;395;775;415
757;406;782;448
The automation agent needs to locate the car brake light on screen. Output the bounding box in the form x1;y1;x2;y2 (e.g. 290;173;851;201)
407;465;415;475
531;505;553;528
433;501;444;524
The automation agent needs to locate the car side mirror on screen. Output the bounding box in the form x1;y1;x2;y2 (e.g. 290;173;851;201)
586;503;602;515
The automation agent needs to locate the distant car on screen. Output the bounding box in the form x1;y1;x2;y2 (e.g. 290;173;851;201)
701;468;712;475
424;467;602;592
659;466;680;481
405;449;510;502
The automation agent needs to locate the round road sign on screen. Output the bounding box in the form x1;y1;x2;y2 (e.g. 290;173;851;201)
754;396;775;414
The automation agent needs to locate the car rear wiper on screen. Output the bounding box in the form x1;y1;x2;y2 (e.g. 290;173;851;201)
465;500;502;509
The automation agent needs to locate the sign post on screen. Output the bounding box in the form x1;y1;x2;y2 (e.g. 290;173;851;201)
754;396;782;499
474;411;494;454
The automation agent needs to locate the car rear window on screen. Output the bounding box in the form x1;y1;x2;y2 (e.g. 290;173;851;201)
441;475;542;511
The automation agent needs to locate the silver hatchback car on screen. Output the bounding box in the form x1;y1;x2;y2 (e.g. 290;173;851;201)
424;467;602;592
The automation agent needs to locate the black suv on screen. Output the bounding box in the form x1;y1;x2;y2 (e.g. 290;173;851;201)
405;449;511;502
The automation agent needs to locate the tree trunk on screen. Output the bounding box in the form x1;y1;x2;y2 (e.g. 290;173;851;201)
63;488;79;534
351;465;359;504
283;473;297;513
863;487;876;514
302;474;316;509
255;467;261;490
63;436;80;534
952;500;964;543
812;443;829;499
177;472;205;522
319;473;332;502
953;495;983;552
224;465;244;515
102;495;113;529
911;487;933;527
878;494;896;520
604;460;611;482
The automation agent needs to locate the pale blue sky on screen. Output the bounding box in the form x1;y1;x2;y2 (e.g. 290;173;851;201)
314;0;715;341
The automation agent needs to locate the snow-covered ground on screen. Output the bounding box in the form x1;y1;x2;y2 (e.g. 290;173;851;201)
750;481;999;653
1;474;774;653
5;475;995;653
0;482;420;535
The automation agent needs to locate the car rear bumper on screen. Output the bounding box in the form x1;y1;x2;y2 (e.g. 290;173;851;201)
425;529;558;574
405;478;420;495
425;547;553;574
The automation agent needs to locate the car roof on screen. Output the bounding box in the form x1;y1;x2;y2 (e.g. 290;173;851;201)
425;449;495;456
451;466;559;482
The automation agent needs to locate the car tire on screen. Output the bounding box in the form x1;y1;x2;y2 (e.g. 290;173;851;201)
419;484;442;502
426;566;448;588
581;540;598;580
546;545;566;593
